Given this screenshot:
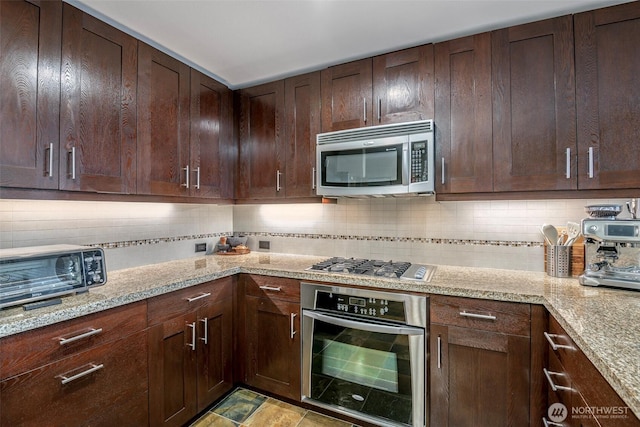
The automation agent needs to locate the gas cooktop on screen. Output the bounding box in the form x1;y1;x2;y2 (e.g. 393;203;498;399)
307;257;436;282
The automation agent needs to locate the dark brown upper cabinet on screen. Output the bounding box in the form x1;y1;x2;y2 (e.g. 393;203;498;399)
60;4;137;194
284;72;321;198
190;69;234;199
321;46;434;132
435;33;493;194
492;15;577;192
0;0;61;190
575;2;640;191
137;43;191;196
321;58;372;132
373;44;434;125
238;80;286;199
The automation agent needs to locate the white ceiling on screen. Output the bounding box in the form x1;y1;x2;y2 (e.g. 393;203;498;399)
70;0;632;89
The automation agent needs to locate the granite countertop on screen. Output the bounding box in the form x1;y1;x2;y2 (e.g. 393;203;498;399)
1;252;639;419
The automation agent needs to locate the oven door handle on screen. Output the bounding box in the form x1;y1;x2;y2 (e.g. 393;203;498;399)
303;310;424;336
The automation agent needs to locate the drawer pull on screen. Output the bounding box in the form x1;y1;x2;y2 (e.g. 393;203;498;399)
437;335;442;369
543;368;572;392
459;311;496;321
543;417;564;427
58;328;103;345
58;363;104;385
187;322;196;351
259;285;282;292
186;292;211;302
544;332;574;351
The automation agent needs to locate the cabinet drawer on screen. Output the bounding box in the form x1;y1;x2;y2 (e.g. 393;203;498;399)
430;295;530;336
147;277;233;326
243;274;300;302
0;301;146;379
1;330;148;426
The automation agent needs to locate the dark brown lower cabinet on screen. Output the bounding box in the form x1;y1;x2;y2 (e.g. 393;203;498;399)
240;275;301;401
148;279;234;427
0;302;149;427
430;295;532;427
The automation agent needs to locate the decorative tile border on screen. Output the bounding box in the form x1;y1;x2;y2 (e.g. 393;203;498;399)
89;231;543;249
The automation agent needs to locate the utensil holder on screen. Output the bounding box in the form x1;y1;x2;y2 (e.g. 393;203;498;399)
546;245;572;277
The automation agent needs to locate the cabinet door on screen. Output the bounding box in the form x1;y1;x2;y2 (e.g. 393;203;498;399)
430;324;530;427
0;0;61;189
492;15;577;192
435;33;493;194
244;295;300;400
137;42;190;196
190;69;233;199
1;330;148;426
284;72;321;198
373;45;434;125
59;4;137;193
575;2;640;190
149;312;198;427
196;297;234;412
321;58;372;131
238;80;285;199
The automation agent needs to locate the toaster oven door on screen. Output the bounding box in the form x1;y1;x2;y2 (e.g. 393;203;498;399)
0;253;85;309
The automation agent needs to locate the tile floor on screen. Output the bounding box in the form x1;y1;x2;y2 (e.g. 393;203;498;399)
190;388;360;427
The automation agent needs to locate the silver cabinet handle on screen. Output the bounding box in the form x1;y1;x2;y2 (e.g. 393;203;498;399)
437;335;442;369
186;292;211;302
566;147;571;179
459;311;496;321
276;169;282;192
58;327;103;346
186;322;196;351
259;285;281;292
200;317;208;344
441;157;445;185
68;147;76;179
193;166;201;190
377;97;382;122
588;147;594;178
182;165;190;188
543;368;572;392
58;363;104;385
46;143;54;177
543;418;564;427
312;167;316;190
363;97;367;123
290;312;297;339
544;332;574;351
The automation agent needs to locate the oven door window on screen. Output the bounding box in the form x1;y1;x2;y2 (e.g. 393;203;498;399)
305;311;424;427
321;143;403;187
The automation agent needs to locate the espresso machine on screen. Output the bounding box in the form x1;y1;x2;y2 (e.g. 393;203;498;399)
579;201;640;291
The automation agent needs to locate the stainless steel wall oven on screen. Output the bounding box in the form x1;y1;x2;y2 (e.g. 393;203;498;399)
301;282;427;427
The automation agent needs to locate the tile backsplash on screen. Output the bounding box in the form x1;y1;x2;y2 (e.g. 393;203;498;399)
0;197;632;272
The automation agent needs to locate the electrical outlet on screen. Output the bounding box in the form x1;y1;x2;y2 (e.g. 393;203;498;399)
195;243;207;253
259;240;270;250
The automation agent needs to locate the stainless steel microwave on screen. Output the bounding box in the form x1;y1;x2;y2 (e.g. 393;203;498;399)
316;120;434;197
0;244;107;310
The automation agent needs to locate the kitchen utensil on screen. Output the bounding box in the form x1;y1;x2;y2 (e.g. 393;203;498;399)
564;221;581;246
557;229;567;245
585;204;622;219
541;224;559;246
627;198;638;219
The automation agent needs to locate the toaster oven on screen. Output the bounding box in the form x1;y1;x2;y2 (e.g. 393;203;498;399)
0;245;107;310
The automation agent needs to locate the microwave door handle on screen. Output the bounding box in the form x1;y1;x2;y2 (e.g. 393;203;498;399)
303;310;424;336
402;147;409;185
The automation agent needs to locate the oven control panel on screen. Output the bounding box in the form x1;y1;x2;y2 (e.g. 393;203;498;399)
315;290;406;323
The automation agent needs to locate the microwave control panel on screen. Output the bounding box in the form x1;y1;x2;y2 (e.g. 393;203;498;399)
410;141;428;183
